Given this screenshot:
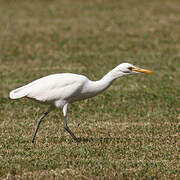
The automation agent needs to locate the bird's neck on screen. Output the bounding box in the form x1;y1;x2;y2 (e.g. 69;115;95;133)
101;68;124;82
87;69;124;96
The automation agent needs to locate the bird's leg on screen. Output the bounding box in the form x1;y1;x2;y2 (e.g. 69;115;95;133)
31;107;52;143
64;116;80;142
63;104;80;142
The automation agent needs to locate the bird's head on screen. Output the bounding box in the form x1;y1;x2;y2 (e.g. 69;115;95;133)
113;63;153;76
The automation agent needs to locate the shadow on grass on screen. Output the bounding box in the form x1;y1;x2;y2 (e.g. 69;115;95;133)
77;136;122;144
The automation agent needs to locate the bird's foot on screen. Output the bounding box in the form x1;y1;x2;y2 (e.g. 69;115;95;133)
74;137;81;143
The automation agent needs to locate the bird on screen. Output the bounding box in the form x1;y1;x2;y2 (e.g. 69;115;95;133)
9;63;153;143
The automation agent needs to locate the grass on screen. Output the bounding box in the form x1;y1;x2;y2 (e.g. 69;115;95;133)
0;0;179;179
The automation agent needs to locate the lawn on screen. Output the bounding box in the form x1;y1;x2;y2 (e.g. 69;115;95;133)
0;0;179;179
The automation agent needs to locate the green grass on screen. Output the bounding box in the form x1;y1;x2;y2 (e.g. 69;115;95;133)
0;0;179;179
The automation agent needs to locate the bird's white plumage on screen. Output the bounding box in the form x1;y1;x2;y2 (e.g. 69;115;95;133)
9;63;152;142
10;73;90;107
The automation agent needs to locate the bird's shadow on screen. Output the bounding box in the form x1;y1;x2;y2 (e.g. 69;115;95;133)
77;136;121;144
30;136;122;145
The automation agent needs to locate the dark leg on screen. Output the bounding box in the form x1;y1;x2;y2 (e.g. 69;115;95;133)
63;104;80;142
31;107;52;143
64;117;80;142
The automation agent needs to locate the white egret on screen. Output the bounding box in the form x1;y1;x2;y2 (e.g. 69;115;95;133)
9;63;152;143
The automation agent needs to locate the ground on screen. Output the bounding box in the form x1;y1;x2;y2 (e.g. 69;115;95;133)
0;0;179;179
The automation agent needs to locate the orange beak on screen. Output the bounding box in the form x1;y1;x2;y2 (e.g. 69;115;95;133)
131;67;153;74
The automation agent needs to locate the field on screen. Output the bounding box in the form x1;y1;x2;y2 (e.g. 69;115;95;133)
0;0;179;179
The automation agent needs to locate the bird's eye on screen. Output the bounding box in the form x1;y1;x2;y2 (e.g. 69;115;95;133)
128;67;133;71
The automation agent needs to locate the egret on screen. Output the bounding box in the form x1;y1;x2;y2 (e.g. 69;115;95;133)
9;63;152;143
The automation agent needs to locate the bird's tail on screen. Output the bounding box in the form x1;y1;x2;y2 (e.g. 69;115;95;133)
9;85;30;99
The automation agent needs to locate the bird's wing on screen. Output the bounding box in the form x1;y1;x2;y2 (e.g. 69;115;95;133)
26;73;87;102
